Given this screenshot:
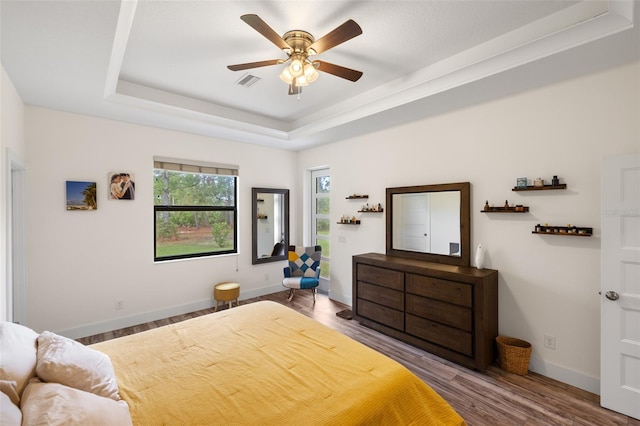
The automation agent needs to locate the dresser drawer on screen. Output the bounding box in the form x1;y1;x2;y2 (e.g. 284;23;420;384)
406;314;473;356
406;294;472;331
406;274;472;307
357;281;404;310
357;299;404;331
357;264;404;291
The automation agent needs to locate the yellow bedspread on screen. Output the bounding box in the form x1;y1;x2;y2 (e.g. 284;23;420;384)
92;301;465;425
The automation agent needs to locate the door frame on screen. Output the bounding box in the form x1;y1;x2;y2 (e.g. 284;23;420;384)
5;149;27;324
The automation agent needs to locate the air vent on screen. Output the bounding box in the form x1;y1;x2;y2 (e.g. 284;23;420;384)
235;73;260;88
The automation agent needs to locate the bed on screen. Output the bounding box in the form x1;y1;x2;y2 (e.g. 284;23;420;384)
92;301;465;425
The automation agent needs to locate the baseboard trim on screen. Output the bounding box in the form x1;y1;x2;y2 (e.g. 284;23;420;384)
529;354;600;395
57;284;283;340
328;291;351;307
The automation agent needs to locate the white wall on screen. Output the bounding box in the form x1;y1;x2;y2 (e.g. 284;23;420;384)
1;65;26;322
24;107;298;338
297;61;640;394
10;53;640;396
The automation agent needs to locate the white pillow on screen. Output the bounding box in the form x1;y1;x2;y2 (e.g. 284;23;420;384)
0;389;21;426
21;381;132;426
36;331;120;401
0;322;38;398
0;380;20;405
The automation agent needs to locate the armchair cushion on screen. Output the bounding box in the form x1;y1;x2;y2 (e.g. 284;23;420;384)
283;276;319;290
287;245;321;277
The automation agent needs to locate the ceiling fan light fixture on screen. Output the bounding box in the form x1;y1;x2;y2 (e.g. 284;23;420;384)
229;15;363;95
279;67;293;84
289;56;304;77
295;75;309;87
303;62;319;83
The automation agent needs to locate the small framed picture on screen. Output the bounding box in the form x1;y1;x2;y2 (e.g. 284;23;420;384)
66;181;97;210
516;177;528;188
108;172;135;200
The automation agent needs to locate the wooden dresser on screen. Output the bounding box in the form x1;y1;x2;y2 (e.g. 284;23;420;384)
352;252;498;370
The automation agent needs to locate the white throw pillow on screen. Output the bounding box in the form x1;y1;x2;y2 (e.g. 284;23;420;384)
0;389;21;426
36;331;120;400
0;322;38;398
21;381;132;426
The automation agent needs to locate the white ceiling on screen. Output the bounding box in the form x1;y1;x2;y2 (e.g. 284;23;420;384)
1;1;636;150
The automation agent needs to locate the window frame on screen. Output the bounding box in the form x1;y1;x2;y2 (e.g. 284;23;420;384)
153;159;238;262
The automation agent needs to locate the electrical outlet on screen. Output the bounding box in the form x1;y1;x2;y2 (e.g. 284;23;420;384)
115;300;124;310
544;334;556;350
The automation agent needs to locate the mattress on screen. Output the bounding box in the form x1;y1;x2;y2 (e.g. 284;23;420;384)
92;300;465;425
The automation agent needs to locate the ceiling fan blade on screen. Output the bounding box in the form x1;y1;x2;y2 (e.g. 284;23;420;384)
315;61;363;82
308;19;362;54
227;59;282;71
240;14;290;51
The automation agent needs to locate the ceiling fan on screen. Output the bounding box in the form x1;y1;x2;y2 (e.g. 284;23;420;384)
227;14;363;95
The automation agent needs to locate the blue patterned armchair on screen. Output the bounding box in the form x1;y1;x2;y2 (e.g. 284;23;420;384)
282;245;322;302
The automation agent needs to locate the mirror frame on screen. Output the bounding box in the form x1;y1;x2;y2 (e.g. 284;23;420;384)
252;187;290;265
386;182;470;267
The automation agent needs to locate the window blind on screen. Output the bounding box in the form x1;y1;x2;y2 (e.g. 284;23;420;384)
153;157;239;176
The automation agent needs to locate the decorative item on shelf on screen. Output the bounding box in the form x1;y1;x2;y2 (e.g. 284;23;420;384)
481;203;529;213
532;224;592;236
516;177;528;188
512;176;566;191
358;202;383;213
257;212;268;219
338;214;360;224
475;244;485;269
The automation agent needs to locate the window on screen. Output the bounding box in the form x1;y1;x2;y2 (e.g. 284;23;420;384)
311;169;330;281
154;158;238;261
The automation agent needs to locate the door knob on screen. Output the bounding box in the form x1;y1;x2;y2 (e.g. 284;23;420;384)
605;291;620;301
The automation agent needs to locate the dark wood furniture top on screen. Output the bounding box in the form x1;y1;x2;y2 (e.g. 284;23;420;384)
353;253;498;370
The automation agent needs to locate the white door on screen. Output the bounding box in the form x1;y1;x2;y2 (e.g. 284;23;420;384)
601;153;640;419
400;194;430;252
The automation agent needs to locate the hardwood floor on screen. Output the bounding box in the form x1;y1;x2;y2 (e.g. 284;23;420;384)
78;291;639;426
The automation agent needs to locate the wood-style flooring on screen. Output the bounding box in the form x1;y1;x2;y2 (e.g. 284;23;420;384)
78;291;639;426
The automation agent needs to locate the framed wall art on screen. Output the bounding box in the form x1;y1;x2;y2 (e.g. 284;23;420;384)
66;181;97;210
108;172;135;200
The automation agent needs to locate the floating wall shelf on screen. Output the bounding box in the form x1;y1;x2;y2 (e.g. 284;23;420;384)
337;221;361;225
513;184;567;192
346;195;368;199
481;206;529;213
532;225;592;236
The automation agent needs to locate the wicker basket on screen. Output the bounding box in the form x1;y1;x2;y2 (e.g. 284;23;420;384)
496;336;532;375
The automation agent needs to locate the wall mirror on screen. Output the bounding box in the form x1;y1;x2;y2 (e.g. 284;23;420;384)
252;188;289;265
386;182;470;266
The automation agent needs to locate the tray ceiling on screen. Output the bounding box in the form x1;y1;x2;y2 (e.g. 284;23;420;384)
1;1;635;150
